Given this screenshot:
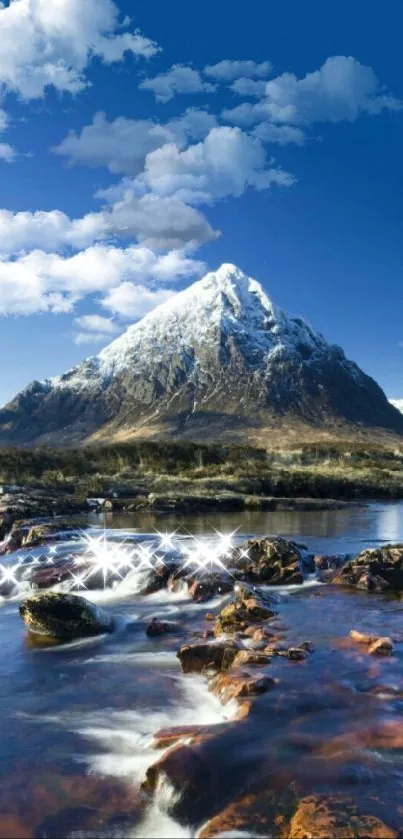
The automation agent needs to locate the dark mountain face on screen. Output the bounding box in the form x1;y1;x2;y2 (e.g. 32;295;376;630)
0;264;402;447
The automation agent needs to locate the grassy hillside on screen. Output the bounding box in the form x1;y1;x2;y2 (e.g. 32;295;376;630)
0;439;403;500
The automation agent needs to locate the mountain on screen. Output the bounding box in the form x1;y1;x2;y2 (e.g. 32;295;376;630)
1;263;402;447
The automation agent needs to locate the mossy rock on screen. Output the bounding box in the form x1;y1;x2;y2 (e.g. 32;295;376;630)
19;592;114;641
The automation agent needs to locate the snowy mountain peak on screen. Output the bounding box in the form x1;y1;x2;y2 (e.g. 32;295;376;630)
1;263;402;446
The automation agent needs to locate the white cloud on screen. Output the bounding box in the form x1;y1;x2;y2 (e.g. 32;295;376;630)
251;122;305;146
101;282;176;319
0;108;15;162
0;244;204;316
136;126;295;204
0;0;159;101
73;313;121;345
223;56;401;128
230;78;267;98
139;65;216;103
204;60;272;81
74;314;120;333
390;399;403;414
52;108;217;175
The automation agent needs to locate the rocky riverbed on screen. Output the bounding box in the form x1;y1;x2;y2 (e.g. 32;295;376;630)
1;506;403;837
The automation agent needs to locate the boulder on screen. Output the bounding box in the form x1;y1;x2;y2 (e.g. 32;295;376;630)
19;592;113;640
229;537;304;585
334;545;403;592
209;670;276;704
188;574;234;602
349;629;378;645
232;650;271;668
177;641;239;673
146;618;181;637
288;795;397;838
214;589;276;636
368;637;394;656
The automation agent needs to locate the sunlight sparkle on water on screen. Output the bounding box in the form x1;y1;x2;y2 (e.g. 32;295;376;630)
0;527;239;595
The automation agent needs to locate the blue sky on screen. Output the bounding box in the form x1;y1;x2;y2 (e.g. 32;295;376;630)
0;0;402;407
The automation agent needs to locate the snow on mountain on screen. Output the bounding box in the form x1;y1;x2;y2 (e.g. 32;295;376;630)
1;263;402;445
390;399;403;414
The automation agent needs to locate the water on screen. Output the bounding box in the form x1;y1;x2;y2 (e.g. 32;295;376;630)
0;502;403;838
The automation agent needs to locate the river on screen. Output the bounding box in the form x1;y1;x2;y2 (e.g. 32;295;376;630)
0;501;403;838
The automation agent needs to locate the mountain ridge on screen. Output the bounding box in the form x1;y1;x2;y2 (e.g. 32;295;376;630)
1;263;402;447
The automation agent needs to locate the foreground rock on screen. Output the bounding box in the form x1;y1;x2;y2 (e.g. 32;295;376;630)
288;795;397;838
334;544;403;592
19;592;113;641
214;587;276;636
229;537;304;585
177;641;240;673
209;670;276;704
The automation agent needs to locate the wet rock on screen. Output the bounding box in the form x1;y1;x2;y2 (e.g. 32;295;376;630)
146;618;181;637
152;723;226;750
288;795;397;838
232;650;271;668
199;783;299;839
142;742;222;824
209;670;276;704
205;612;216;621
140;559;178;595
188;574;234;602
19;592;113;640
229;536;304;585
214;590;276;636
368;637;394;656
314;554;350;571
286;647;307;661
334;544;403;592
350;629;379;645
177;641;240;673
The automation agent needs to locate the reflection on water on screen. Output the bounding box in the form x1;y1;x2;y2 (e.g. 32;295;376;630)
94;500;403;555
0;502;402;837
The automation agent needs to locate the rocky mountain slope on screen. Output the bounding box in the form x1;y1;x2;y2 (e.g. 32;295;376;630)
0;264;402;447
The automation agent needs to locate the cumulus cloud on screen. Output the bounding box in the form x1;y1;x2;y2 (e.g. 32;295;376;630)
0;244;204;316
52;108;217;175
136;126;295;204
251;122;305;146
139;65;216;103
0;0;159;101
390;399;403;414
0;108;15;162
230;78;267;98
101;282;176;319
224;56;401;129
73;314;121;345
204;60;272;81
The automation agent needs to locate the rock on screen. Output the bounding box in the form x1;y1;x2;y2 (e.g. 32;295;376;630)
288;795;397;838
19;592;113;640
350;629;379;645
232;650;271;668
334;544;403;592
286;648;307;661
214;591;276;636
205;612;216;621
140;559;178;595
314;554;350;571
177;641;239;673
146;618;181;637
229;537;304;585
199;784;299;839
188;574;234;602
209;670;276;704
368;637;394;656
152;723;225;750
297;640;315;652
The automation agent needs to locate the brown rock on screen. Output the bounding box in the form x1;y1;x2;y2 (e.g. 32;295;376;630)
350;629;378;645
334;544;403;592
288;795;397;838
146;618;181;637
287;648;307;661
209;670;276;704
177;641;239;673
188;575;233;602
232;650;271;668
229;536;304;585
368;637;394;656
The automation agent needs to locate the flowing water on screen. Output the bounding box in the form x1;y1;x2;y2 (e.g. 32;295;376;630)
1;501;403;838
